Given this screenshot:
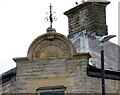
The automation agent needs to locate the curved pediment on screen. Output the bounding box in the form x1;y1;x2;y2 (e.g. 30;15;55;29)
27;28;76;61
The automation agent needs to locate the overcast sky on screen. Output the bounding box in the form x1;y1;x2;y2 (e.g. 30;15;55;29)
0;0;119;74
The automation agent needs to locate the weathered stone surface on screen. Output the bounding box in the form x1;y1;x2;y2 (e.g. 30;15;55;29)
33;39;70;60
1;57;119;93
27;29;76;60
64;2;110;36
0;1;120;95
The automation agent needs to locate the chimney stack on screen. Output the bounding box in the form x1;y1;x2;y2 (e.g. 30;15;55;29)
64;1;110;36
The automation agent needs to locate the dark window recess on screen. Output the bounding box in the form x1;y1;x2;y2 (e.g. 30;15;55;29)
40;90;65;95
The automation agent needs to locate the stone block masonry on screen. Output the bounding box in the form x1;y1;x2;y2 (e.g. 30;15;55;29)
64;2;110;36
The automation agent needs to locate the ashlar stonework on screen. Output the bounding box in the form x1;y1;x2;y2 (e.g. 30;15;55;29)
0;1;120;94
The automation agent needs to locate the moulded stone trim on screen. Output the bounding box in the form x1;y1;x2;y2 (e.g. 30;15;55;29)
27;31;76;61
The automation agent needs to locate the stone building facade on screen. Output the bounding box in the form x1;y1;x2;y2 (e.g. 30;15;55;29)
0;0;120;94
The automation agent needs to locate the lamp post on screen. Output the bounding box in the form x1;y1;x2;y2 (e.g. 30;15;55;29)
98;35;116;95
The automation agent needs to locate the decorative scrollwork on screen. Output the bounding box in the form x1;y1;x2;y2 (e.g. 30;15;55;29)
45;3;57;28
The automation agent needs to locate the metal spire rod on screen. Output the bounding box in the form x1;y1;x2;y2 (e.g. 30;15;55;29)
49;3;53;27
45;3;57;28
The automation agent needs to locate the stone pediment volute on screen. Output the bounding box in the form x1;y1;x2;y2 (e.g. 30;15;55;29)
27;27;76;61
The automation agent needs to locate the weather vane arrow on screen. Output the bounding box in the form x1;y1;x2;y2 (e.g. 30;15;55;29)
45;3;57;28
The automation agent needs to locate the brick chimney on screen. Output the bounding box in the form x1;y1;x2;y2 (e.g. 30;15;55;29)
64;1;110;36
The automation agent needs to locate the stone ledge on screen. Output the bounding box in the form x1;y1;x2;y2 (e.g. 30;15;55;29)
64;1;110;16
13;57;29;62
73;52;91;60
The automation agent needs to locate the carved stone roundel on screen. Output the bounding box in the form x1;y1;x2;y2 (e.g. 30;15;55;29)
32;39;70;60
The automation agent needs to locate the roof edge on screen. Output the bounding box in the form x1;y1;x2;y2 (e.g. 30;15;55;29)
87;65;120;80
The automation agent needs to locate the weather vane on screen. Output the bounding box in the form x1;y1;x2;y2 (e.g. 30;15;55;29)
45;3;57;28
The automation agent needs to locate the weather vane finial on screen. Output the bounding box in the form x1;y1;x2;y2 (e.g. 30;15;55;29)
45;3;57;28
